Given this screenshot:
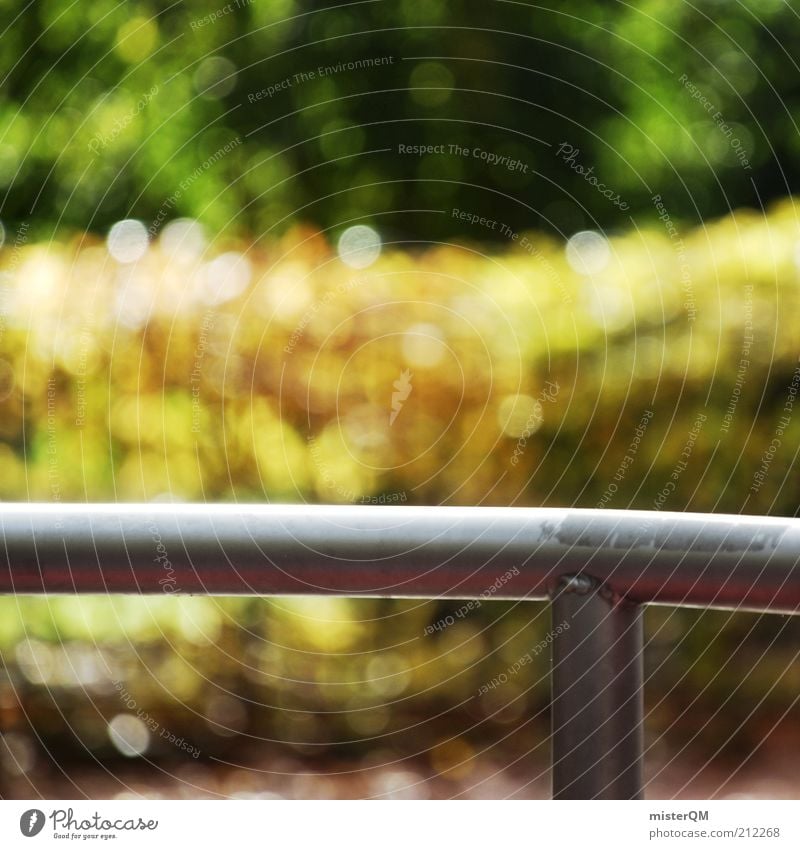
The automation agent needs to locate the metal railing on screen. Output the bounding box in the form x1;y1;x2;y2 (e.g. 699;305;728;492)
3;503;799;799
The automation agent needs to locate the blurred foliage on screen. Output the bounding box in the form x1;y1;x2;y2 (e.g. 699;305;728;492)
1;203;799;510
1;0;799;241
1;197;800;786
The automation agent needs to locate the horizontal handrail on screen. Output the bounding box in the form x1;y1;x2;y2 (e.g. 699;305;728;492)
1;504;799;612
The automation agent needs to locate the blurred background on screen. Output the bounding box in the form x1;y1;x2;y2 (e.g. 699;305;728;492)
1;0;800;799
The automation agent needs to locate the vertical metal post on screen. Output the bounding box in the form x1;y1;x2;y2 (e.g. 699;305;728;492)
550;574;644;800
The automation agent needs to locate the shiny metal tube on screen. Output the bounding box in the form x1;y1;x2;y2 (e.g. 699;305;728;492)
0;504;798;612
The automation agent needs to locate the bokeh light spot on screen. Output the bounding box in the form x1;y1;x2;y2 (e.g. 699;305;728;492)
337;225;381;269
409;61;455;107
107;220;149;264
566;230;611;275
115;17;158;63
160;218;207;261
108;714;150;757
497;394;542;437
194;56;238;99
201;252;252;304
